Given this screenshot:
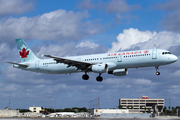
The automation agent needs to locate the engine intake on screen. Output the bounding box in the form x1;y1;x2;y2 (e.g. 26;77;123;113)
91;64;108;73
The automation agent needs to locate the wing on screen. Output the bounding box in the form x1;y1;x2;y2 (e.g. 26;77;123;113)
6;62;29;68
44;55;94;71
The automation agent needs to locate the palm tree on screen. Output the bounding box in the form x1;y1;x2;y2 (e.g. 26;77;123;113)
144;107;147;113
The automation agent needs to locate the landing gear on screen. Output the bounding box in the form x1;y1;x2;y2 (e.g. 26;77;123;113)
82;74;89;80
156;71;160;75
82;73;103;82
96;74;103;82
155;66;160;76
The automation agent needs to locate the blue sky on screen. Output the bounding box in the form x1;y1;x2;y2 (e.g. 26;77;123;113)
0;0;180;109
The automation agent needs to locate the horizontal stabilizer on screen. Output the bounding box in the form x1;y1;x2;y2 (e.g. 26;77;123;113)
6;62;29;68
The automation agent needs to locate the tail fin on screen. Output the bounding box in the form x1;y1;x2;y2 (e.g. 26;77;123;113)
16;39;39;62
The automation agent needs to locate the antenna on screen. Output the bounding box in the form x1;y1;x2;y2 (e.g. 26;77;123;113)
9;98;10;109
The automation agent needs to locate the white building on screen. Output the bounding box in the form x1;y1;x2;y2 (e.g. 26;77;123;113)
119;96;164;114
94;109;129;116
29;105;42;113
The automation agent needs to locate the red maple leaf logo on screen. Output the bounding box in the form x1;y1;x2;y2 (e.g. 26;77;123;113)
19;48;29;58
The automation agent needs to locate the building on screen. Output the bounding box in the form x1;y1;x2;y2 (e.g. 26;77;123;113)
92;109;151;118
0;109;19;117
29;105;42;113
93;109;129;116
119;96;164;114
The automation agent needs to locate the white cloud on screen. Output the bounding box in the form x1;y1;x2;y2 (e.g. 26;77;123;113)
135;79;153;85
76;41;99;49
135;31;180;50
108;28;157;52
0;0;33;16
0;9;104;42
109;28;180;52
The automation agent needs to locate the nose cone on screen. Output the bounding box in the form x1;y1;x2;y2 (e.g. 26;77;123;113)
171;55;178;62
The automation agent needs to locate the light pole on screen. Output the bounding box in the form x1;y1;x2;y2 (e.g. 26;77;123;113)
50;99;54;109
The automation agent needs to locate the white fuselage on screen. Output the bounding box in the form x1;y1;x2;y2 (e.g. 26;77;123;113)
14;49;178;74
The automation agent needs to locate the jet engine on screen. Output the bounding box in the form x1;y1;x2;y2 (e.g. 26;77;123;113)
91;64;108;73
108;69;128;76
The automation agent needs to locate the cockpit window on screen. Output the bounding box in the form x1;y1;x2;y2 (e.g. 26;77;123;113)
162;52;171;55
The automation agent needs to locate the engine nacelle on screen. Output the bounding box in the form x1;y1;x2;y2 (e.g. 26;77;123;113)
91;64;108;73
108;69;128;76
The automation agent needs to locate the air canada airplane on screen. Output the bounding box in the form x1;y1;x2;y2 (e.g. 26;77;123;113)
7;39;178;82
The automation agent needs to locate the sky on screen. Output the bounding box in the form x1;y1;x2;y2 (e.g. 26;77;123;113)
0;0;180;109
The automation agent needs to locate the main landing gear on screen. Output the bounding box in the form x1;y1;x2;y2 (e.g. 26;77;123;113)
82;74;89;80
96;74;103;82
82;73;103;82
155;66;160;75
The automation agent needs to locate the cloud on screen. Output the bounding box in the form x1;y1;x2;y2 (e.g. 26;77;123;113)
105;0;141;13
0;0;33;17
108;28;157;52
76;41;99;49
170;70;180;77
153;0;180;32
76;0;141;24
0;9;104;43
76;0;141;13
135;31;180;50
76;0;96;10
108;28;180;52
35;41;107;59
159;10;180;32
155;0;180;11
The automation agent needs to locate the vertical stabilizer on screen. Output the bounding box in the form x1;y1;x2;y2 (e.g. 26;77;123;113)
16;39;39;62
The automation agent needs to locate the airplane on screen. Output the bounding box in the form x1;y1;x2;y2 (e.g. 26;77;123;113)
7;39;178;82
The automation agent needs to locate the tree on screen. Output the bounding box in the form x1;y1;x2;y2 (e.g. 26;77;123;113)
18;109;31;113
63;108;73;112
118;105;123;109
163;106;167;113
144;107;147;113
55;109;63;112
127;106;129;109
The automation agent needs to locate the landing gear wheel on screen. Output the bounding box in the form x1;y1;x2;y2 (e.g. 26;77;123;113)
96;76;103;82
82;74;89;80
156;71;160;76
155;66;160;76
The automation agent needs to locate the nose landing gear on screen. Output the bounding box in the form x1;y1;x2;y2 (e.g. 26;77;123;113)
155;66;160;76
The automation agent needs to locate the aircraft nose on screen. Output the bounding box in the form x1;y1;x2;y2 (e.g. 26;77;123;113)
172;55;178;62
